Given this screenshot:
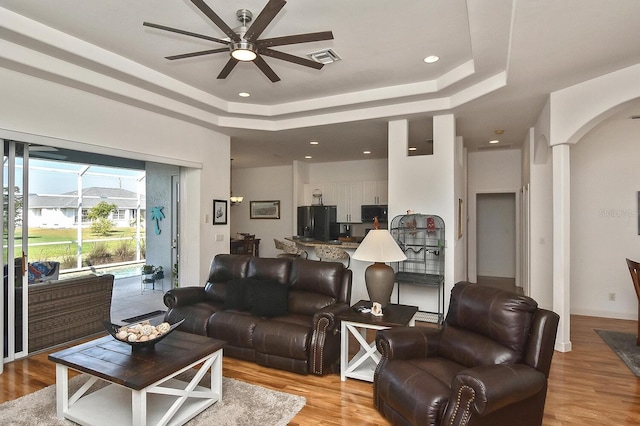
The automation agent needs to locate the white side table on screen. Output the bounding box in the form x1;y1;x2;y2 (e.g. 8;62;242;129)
339;301;418;382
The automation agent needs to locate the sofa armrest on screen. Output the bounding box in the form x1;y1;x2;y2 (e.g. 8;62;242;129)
376;326;441;361
309;302;350;375
312;302;351;332
163;286;207;308
442;364;547;423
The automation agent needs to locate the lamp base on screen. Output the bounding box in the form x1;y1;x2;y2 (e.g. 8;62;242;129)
365;262;395;308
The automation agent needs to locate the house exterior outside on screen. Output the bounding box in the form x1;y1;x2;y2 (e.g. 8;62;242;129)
28;187;146;229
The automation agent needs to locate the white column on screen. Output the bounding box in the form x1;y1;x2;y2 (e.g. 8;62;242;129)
552;144;572;352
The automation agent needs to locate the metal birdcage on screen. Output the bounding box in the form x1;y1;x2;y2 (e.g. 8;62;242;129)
390;214;445;323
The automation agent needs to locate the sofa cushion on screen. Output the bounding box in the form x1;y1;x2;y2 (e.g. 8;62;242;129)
247;257;292;285
445;283;537;361
288;290;335;316
205;254;251;302
439;326;518;367
207;310;259;348
289;259;343;299
249;280;289;317
253;319;311;360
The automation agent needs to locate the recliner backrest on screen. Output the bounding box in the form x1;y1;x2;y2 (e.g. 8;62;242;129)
204;254;251;301
440;282;538;367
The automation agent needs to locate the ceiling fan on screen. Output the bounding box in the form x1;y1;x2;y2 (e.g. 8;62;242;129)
143;0;334;82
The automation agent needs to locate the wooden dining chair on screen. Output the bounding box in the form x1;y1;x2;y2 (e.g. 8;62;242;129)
625;258;640;345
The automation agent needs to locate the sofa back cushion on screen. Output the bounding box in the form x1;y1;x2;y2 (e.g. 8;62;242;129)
288;290;336;316
440;282;538;367
205;254;251;302
247;257;292;285
289;259;344;299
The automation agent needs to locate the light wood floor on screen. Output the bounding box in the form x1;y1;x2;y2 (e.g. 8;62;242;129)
1;314;639;425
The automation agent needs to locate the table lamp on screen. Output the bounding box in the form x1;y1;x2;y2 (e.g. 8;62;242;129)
352;228;407;308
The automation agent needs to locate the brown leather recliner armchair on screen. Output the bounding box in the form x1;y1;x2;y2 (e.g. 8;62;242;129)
374;282;559;426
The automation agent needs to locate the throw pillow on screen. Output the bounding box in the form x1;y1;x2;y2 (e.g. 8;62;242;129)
249;280;289;317
224;279;250;310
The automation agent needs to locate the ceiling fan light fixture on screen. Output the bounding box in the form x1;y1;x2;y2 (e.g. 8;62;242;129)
231;41;257;61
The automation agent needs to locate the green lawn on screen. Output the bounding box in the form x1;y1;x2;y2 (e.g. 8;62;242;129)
6;227;145;266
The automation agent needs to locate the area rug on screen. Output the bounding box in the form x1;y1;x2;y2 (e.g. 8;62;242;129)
122;309;166;323
0;373;305;426
595;329;640;376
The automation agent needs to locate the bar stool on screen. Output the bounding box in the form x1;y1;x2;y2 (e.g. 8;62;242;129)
274;239;308;259
315;245;350;268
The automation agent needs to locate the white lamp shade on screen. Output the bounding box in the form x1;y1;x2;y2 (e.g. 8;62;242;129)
352;229;407;263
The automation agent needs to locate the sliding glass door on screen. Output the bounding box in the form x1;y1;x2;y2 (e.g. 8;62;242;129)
2;140;28;367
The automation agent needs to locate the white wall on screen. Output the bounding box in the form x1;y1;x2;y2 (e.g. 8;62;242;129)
308;158;388;183
527;98;555;311
570;116;640;319
230;165;295;259
467;149;522;283
0;66;230;287
388;116;456;315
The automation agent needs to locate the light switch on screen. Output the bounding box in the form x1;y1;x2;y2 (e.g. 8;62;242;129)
215;234;224;242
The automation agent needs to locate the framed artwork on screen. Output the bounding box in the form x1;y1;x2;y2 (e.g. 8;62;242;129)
250;200;281;219
213;199;227;225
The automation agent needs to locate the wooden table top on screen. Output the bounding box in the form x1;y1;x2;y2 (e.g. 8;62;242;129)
48;331;226;391
339;300;419;327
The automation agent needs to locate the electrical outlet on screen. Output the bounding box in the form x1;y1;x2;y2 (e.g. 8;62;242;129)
608;292;616;301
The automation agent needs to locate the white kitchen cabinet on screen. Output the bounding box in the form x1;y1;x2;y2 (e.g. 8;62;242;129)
336;182;363;223
362;180;388;205
304;183;337;206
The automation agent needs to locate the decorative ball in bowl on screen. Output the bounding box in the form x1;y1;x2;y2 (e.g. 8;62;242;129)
104;318;185;349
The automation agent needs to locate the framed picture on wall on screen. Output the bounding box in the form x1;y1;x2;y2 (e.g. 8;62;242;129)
250;200;280;219
213;199;227;225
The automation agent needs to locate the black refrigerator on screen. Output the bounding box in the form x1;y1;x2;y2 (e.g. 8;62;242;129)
297;206;338;241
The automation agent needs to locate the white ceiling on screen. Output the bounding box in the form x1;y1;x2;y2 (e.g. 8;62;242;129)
2;0;640;168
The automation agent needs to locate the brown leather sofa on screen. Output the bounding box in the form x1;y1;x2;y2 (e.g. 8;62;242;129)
374;281;559;426
164;254;352;375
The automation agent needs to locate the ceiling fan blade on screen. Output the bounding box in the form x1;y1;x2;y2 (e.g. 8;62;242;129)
254;55;281;82
261;48;324;70
143;22;230;45
166;48;228;60
190;0;240;42
217;58;239;79
257;31;334;48
244;0;286;43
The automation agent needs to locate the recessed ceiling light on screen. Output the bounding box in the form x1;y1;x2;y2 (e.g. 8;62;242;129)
495;129;504;134
305;155;312;159
309;141;319;145
489;140;499;144
238;92;250;97
408;147;417;151
363;150;371;155
424;55;440;64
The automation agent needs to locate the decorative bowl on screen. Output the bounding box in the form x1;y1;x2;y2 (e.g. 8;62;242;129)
104;318;184;349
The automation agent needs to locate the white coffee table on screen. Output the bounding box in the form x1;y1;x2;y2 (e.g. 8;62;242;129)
49;331;226;426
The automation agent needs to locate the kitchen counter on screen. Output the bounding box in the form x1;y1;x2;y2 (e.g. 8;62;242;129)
285;237;360;249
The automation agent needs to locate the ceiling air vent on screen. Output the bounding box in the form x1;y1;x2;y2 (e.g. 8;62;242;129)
308;48;341;64
629;115;640;120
